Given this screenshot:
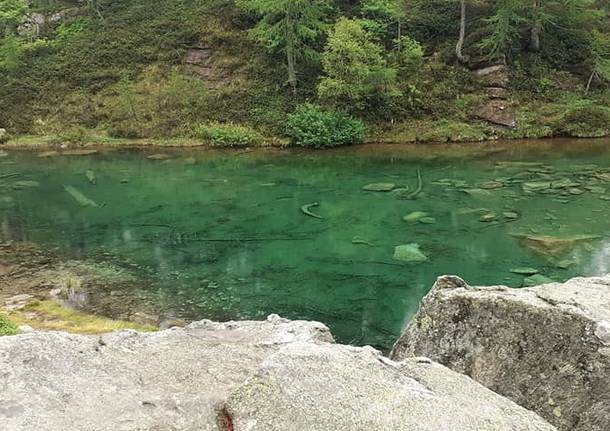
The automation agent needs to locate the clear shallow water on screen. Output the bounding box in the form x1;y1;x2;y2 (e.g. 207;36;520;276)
3;140;610;349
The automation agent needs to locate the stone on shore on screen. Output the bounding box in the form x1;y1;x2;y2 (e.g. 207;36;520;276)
0;314;555;431
391;275;610;431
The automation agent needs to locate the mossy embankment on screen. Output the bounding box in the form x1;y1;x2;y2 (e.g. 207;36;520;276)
7;300;156;334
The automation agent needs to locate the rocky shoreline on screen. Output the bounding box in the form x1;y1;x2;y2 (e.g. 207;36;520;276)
2;274;610;430
2;314;554;431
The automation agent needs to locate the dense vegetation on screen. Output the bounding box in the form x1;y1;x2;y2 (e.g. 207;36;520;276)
0;0;609;147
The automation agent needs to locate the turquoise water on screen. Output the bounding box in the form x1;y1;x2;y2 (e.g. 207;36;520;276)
3;140;610;349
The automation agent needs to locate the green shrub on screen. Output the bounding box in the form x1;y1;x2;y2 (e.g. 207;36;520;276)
0;313;18;336
286;104;365;149
557;105;610;138
194;122;264;147
49;126;89;145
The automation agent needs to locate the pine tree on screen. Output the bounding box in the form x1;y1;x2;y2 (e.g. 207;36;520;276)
237;0;332;94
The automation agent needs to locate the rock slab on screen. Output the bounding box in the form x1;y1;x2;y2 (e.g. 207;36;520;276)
227;343;554;431
0;314;554;431
391;275;610;431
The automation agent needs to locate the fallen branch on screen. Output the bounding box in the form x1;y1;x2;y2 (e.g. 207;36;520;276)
301;202;324;219
400;169;423;200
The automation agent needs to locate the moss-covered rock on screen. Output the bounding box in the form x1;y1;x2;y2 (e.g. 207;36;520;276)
7;299;157;334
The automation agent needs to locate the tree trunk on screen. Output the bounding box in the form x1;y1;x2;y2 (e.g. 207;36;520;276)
456;0;468;63
529;23;542;52
529;1;542;52
285;7;297;95
286;45;297;95
585;70;596;94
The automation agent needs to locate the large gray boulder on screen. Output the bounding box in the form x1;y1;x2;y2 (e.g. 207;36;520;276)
227;343;554;430
0;314;554;430
391;275;610;431
0;315;332;431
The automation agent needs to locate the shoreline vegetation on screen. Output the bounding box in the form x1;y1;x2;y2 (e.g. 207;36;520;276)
5;131;610;152
1;1;609;150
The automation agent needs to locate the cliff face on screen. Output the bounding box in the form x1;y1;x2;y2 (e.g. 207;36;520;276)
391;275;610;431
0;314;554;431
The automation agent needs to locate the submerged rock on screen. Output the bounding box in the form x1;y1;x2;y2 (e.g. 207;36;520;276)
393;243;428;263
502;211;520;219
0;315;555;431
522;274;553;286
62;149;99;156
362;182;396;192
551;178;580;189
522;181;551;194
38;151;59;158
0;196;15;209
86;170;96;185
509;267;539;276
456;207;489;215
147;153;173;161
403;211;428;223
391;275;610;430
419;216;436;224
479;212;497;222
12;180;40;189
514;234;600;258
460;188;492;199
478;180;504;189
585;185;606;194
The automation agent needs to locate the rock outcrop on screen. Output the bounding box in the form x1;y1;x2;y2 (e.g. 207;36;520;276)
184;47;231;88
0;314;554;431
474;64;511;88
391;275;610;431
471;64;517;128
17;9;80;37
473;99;517;128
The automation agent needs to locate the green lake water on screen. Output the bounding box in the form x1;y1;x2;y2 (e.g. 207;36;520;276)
3;139;610;350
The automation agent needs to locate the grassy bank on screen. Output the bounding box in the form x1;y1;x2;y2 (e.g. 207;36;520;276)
6;300;157;334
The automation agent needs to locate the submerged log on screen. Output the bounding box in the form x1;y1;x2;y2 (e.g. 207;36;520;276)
64;185;99;208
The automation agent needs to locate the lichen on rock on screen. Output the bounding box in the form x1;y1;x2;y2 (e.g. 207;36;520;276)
391;275;610;431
